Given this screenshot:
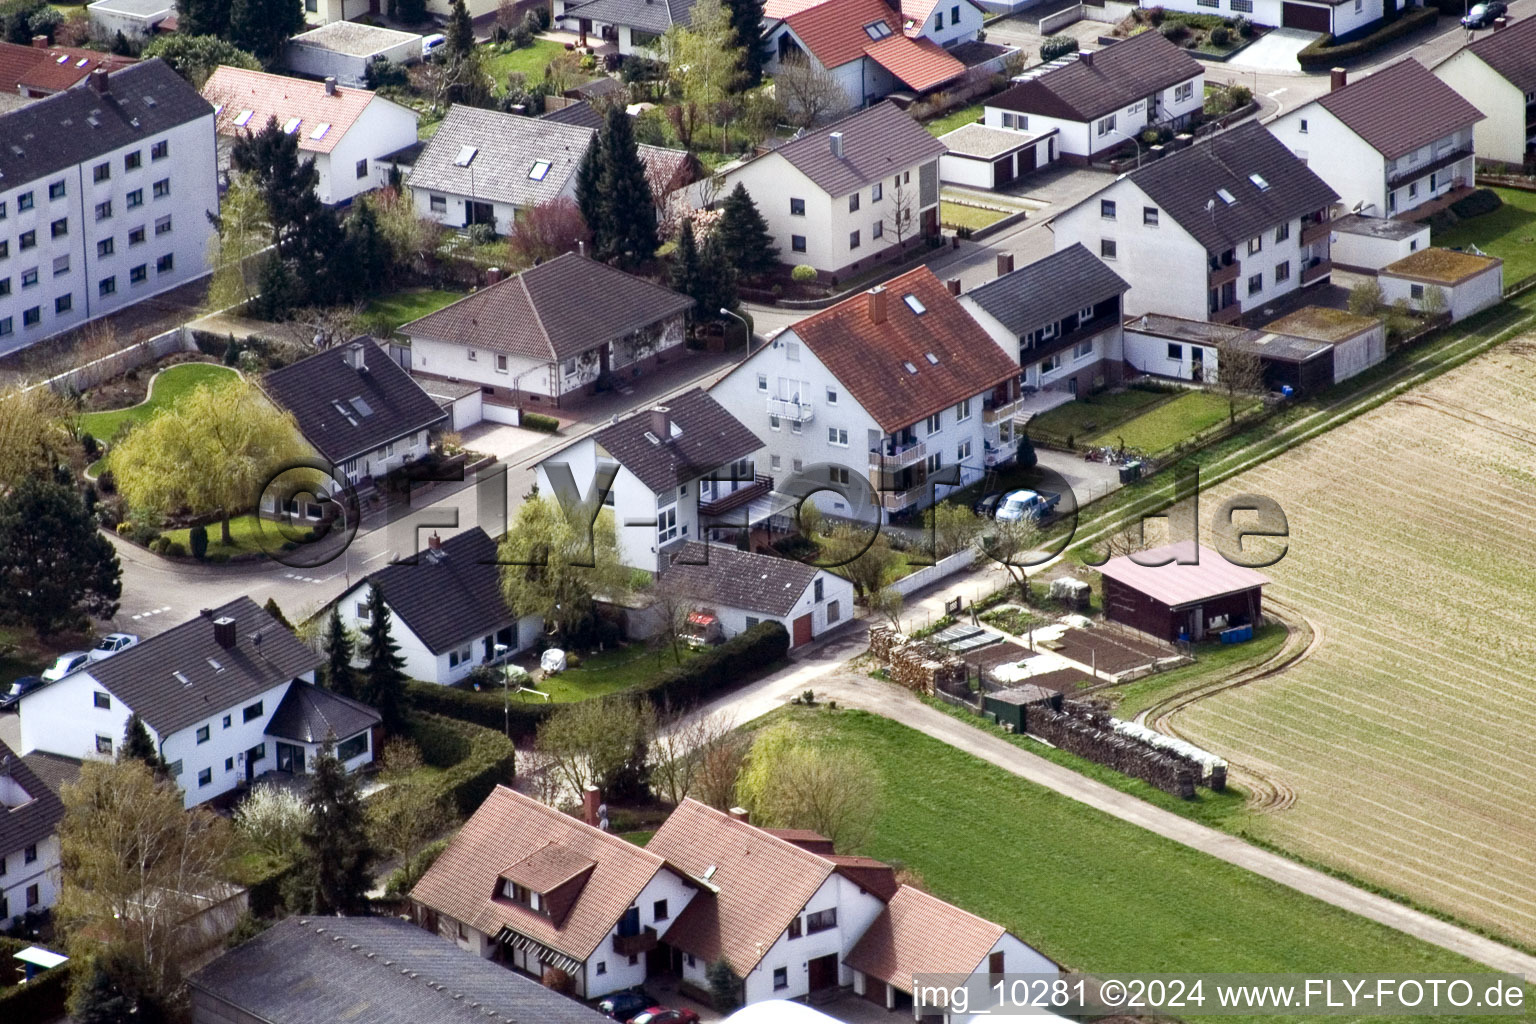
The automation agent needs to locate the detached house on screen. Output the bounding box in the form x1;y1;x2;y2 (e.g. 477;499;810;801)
1142;0;1387;37
1051;121;1338;324
400;253;695;418
709;266;1021;520
1267;60;1484;219
0;39;135;109
334;527;543;686
534;389;765;573
555;0;697;54
260;338;447;486
702;102;944;280
659;542;854;647
984;32;1203;165
16;599;379;807
202;65;418;206
1431;18;1536;169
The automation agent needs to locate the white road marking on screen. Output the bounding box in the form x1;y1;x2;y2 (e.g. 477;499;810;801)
1266;88;1287;96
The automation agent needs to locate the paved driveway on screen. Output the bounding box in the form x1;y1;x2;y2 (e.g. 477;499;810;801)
1227;28;1325;73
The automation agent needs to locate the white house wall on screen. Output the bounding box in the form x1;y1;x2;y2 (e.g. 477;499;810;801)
157;678;299;807
87;4;169;40
916;0;985;47
1269;106;1385;215
985;107;1095;159
586;868;698;998
1330;224;1426;271
19;672;135;764
0;835;60;922
1123;326;1217;380
1433;51;1527;166
411;336;554;398
1379;266;1503;322
694;568;853;645
983;70;1201;160
1149;0;1282;26
940;153;998;189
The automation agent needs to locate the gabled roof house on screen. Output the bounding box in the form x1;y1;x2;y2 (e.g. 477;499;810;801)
555;0;697;54
0;740;69;926
659;542;855;648
202;65;418;205
400;253;695;417
1051;121;1339;324
1431;17;1536;168
1267;60;1484;218
0;39;135;108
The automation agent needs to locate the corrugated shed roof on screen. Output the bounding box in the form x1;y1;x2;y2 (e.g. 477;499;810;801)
964;243;1128;338
1315;58;1484;160
585;389;763;495
1462;16;1536;92
844;885;1006;986
989;31;1201;122
202;65;399;156
1095;541;1270;608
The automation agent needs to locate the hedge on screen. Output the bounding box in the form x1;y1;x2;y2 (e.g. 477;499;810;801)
1297;6;1436;70
404;682;557;740
1450;188;1502;220
522;412;560;433
403;712;518;817
0;938;72;1021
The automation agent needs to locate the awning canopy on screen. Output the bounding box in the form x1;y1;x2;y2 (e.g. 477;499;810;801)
13;947;68;969
492;927;583;976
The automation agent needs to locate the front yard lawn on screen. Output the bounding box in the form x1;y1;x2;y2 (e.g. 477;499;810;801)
1433;186;1536;288
361;288;464;335
483;39;572;84
1087;389;1255;455
161;513;268;559
923;102;985;137
77;362;239;441
775;706;1510;1007
1025;386;1170;446
940;200;1008;231
513;643;694;703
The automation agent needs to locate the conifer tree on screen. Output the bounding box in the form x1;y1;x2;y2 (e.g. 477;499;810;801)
574;133;606;247
322;605;357;699
360;584;407;730
596;105;657;267
446;0;474;58
713;181;776;279
287;738;375;915
119;713;163;773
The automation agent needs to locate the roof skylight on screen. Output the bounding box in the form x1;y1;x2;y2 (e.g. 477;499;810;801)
282;117;302;134
924;351;939;364
903;294;927;315
1216;188;1236;205
233;109;254;127
454;144;479;167
310;122;331;140
349;396;374;418
863;20;892;38
1248;172;1270;191
528;160;552;180
902;361;918;374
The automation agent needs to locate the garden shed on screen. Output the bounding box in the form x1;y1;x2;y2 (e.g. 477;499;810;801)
1260;306;1385;385
1377;247;1503;323
1097;542;1269;643
982;683;1063;733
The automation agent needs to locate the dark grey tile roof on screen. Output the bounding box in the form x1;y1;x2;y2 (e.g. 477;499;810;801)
767;100;945;197
1127;122;1338;254
562;0;696;34
541;99;605;129
585;388;763;494
85;598;321;737
989;31;1202;123
17;751;82;797
265;682;380;744
188;915;611;1024
662;542;819;617
0;58;213;187
0;741;66;858
1464;16;1536;92
401;253;694;361
1315;58;1484;160
260;338;447;465
352;527;516;655
964;243;1128;337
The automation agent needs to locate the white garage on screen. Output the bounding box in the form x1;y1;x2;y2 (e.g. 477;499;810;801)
1378;247;1504;323
284;21;424;88
938;122;1057;190
1329;214;1430;273
660;542;854;649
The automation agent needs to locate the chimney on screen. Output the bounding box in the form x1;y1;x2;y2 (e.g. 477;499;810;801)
343;340;367;371
324;76;337;95
89;68;110;95
577;239;586;257
213;616;237;649
729;806;750;823
200;607;214;619
427;532;442;553
649;405;672;439
31;34;47;47
582;786;601;826
829;131;844;159
1330;67;1347;91
1493;15;1507;28
867;285;887;325
1080;49;1093;66
946;278;961;296
996;252;1014;277
485;267;503;285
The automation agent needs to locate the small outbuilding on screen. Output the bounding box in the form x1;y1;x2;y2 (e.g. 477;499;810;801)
659;542;853;649
981;682;1063;733
1097;542;1269;643
1260;306;1385;385
938;122;1057;189
1123;312;1336;396
86;0;173;41
1377;247;1503;323
284;21;424;89
1329;214;1430;274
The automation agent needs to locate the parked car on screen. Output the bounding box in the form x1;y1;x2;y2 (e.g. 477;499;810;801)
41;651;91;682
628;1009;700;1024
995;488;1061;523
0;676;45;710
597;991;652;1021
88;632;140;662
1461;1;1506;28
421;33;446;57
973;491;1005;519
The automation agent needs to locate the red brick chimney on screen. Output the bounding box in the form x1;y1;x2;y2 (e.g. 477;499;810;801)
649;406;672;440
867;286;887;325
427;532;442;553
582;786;601;826
88;68;110;95
946;278;961;296
729;807;750;823
486;267;504;285
1493;15;1507;29
1330;67;1347;91
996;253;1014;277
31;34;47;47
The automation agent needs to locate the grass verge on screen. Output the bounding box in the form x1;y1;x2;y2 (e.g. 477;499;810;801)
161;513;268;559
77;362;238;440
940;200;1008;231
1027;386;1169;445
1087;390;1258;456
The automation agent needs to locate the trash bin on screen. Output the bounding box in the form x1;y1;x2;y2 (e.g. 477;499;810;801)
1118;460;1142;483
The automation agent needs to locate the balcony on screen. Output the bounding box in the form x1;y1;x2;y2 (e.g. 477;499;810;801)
767;396;813;423
1300;258;1332;286
1387;146;1474;189
984;442;1013;467
880;487;923;513
1208;261;1241;289
613;927;657;956
983;397;1023;424
698;475;774;517
1209;302;1242;326
1300;219;1331;247
869;439;926;472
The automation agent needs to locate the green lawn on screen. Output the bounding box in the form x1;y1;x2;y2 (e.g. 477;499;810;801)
77;362;238;441
1088;389;1254;455
361;289;463;335
161;513;268;559
483;39;572;84
923;102;984;137
940;201;1007;231
1026;387;1170;445
1098;622;1289;720
1433;186;1536;288
777;707;1518;1016
513;643;691;703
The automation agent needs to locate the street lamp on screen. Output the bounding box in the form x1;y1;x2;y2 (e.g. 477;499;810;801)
1108;128;1144;169
720;307;752;352
493;642;510;739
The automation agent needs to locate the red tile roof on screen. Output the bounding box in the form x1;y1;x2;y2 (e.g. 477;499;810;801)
864;33;965;91
763;0;823;18
0;41;134;96
409;786;671;962
844;885;1007;988
1315;58;1484;160
202;65;387;155
784;265;1020;434
783;0;961;89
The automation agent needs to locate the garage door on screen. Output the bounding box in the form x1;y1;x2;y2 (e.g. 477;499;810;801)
1282;2;1331;30
792;614;813;647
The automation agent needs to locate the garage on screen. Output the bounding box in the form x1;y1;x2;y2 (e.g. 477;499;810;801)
937;123;1057;191
1282;2;1331;31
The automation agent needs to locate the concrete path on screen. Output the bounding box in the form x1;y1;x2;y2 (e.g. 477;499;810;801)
1226;27;1324;73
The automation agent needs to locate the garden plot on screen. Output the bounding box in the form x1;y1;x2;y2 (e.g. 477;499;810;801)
1165;336;1536;948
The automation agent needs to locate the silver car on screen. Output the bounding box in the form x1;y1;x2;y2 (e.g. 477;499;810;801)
89;632;141;662
41;651;91;682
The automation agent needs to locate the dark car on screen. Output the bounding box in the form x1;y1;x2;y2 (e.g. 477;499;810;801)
628;1009;700;1024
972;491;1005;519
1461;1;1506;28
0;676;45;710
597;991;652;1021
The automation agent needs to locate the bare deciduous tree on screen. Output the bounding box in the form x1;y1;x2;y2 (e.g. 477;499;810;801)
1215;342;1266;424
774;53;844;129
650;709;739;807
649;574;699;667
693;729;751;810
277;304;366;351
974;515;1041;601
883;176;917;251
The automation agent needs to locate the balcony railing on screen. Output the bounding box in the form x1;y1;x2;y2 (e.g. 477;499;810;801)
869;439;926;472
1208;261;1241;288
766;396;813;423
1300;219;1330;247
983;397;1023;424
698;475;774;517
984;442;1012;467
880;487;922;512
1387;146;1474;188
1209;302;1242;326
613;927;657;956
1300;258;1331;285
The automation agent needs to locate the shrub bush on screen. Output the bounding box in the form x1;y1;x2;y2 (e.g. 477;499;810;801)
1450;188;1502;220
163;540;187;558
1159;21;1190;40
81;432;99;458
636;621;789;709
384;837;452;895
1236;15;1254;37
402;712;518;816
1228;84;1252;107
405;681;556;739
522;412;560;432
791;264;817;283
511;20;533;46
97;469;116;494
189;524;209;560
1147;5;1166;23
1297;6;1436;70
1209;25;1230;45
1039;34;1078;61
